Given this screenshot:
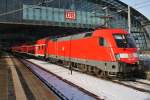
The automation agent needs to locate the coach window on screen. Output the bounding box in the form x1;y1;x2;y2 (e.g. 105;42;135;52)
99;37;107;46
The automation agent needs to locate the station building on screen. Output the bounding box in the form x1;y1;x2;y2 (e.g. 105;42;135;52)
0;0;150;50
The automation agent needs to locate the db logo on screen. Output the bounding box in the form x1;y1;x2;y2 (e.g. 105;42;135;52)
65;10;76;20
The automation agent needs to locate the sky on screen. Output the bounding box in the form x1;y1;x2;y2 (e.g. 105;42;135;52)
120;0;150;20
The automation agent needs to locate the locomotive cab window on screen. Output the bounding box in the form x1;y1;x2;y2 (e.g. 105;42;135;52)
113;34;136;48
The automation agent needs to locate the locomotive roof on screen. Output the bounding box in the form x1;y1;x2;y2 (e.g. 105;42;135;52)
53;31;93;42
52;28;128;41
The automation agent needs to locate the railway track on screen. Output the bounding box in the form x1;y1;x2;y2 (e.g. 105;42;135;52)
19;58;100;100
112;80;150;94
0;55;16;100
135;79;150;86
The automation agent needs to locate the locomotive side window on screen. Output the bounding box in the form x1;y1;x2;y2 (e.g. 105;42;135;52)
99;37;106;46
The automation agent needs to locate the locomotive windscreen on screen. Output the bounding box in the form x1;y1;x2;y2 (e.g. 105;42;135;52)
113;34;136;48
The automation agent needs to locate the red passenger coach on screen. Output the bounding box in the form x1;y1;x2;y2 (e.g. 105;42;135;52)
11;44;36;56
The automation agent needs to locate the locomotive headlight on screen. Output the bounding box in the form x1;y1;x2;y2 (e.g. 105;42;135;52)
120;53;129;58
115;53;129;60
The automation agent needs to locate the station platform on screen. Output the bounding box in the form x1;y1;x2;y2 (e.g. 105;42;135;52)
0;51;58;100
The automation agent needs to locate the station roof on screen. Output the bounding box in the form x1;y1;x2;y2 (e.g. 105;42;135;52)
0;0;149;48
89;0;149;24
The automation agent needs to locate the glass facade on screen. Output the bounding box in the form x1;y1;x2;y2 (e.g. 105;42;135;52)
23;4;104;28
0;0;149;50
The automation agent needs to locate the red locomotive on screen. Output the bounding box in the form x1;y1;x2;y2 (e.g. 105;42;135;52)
11;28;143;77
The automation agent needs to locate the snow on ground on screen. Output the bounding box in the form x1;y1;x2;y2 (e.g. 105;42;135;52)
28;59;150;100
